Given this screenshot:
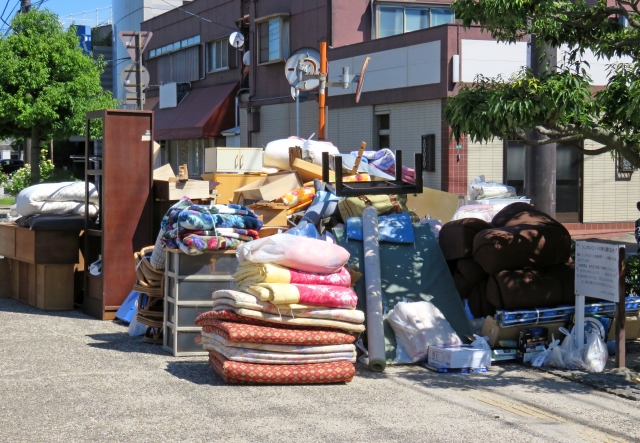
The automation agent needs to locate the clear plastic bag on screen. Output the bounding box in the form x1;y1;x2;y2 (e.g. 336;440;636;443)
388;301;462;364
128;311;147;337
542;336;564;368
559;328;586;370
583;330;608;373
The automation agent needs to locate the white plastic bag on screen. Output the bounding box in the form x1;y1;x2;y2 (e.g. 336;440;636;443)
388;301;462;364
542;336;564;369
128;311;147;337
583;330;608;373
559;328;585;370
471;334;491;350
302;138;340;167
468;175;516;200
263;138;305;170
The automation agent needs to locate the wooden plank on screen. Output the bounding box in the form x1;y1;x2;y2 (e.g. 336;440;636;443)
27;263;36;307
153;163;175;181
15;228;35;263
0;258;10;297
36;265;74;310
0;224;16;258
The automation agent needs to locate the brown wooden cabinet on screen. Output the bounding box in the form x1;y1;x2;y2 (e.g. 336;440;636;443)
83;110;154;320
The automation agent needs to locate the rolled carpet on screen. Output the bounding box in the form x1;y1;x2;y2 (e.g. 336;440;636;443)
485;263;575;310
233;262;351;287
195;314;358;345
208;352;356;384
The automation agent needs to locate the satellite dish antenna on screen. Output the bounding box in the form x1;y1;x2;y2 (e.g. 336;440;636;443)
285;47;321;92
355;57;370;104
229;32;245;49
242;50;251;66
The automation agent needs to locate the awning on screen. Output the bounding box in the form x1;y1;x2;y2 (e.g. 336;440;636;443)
153;82;238;140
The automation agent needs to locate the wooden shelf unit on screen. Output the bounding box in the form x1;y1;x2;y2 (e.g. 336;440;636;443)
83;109;154;320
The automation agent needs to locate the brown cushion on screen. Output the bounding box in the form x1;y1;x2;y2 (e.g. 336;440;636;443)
453;270;473;300
439;218;493;260
473;223;571;274
485;263;575;311
456;257;488;289
491;202;562;228
467;280;494;318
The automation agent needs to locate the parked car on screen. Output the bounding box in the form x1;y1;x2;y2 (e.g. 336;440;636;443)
0;159;24;174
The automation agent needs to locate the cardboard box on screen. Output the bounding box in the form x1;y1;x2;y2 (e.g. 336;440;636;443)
427;345;491;368
491;349;517;361
406;187;460;223
259;226;289;237
202;173;265;204
233;172;302;204
153;179;210;201
518;328;548;353
607;316;640;341
248;203;288;227
480;316;567;348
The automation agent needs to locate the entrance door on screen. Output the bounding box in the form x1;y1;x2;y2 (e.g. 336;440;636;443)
503;141;583;222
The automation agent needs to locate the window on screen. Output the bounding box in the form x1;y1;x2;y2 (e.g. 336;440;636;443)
377;113;390;149
376;4;454;38
207;37;229;72
422;134;436;172
149;35;200;59
257;15;290;64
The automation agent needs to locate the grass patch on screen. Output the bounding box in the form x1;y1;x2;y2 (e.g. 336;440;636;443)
0;195;15;205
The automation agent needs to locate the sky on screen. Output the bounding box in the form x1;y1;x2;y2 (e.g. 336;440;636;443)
1;0;113;28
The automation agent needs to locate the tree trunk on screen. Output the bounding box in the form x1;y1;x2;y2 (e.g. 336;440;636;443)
30;127;40;185
524;37;557;217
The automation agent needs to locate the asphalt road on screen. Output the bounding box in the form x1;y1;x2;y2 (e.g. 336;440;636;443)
1;298;639;443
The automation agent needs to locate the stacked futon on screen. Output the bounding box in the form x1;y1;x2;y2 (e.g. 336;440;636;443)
440;203;575;318
195;234;365;384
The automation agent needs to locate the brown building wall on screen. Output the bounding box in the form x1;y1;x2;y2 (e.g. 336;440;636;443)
331;0;371;48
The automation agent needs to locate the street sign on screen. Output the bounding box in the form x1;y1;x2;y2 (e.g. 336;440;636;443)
121;64;150;92
118;31;153;63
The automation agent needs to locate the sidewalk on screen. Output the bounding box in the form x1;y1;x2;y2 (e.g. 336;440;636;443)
1;298;639;442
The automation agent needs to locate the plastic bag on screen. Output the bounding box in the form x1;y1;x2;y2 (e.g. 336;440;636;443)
559;328;585;370
284;220;320;239
543;339;564;369
471;334;491;350
583;330;608;373
128;311;147;336
468;175;516;201
387;301;462;364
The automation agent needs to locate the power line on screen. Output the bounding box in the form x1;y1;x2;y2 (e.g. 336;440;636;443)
158;0;237;30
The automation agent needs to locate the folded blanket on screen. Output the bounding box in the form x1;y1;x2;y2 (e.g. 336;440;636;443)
196;308;365;333
216;228;260;239
212;291;365;323
208;352;356;384
240;283;358;308
233;263;351;287
179;234;244;254
201;337;357;364
194;315;356;345
201;332;356;354
236;233;350;274
213;204;258;217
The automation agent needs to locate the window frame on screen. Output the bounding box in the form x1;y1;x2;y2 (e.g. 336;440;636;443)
421;134;436;172
148;35;201;59
375;3;454;39
256;13;290;65
207;36;229;73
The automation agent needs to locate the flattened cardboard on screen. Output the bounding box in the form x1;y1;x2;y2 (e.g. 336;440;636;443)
233;171;302;204
248;202;288;227
202;173;264;204
153;179;210;201
407;187;459;223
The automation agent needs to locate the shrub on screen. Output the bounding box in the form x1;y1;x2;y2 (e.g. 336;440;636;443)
5;148;78;196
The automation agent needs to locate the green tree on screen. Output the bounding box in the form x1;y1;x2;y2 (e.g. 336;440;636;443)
444;0;640;167
0;9;118;184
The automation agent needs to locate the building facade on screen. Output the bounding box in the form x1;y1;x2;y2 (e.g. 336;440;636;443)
142;0;638;228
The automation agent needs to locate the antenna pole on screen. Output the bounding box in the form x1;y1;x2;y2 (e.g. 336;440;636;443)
318;41;327;140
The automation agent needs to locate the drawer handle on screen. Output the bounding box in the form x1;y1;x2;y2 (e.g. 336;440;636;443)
234;154;239;168
240;155;244;169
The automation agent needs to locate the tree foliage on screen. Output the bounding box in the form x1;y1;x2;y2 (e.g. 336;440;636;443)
0;9;118;181
444;0;640;166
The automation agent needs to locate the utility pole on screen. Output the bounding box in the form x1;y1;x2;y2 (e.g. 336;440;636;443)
524;36;557;217
135;33;143;110
21;0;32;167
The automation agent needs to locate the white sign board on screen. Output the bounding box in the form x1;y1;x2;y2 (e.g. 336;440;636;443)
575;241;623;303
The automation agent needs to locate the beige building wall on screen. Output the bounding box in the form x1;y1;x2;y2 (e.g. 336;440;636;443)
327;106;374;152
583;141;640;222
467;138;504;185
240;101;318;148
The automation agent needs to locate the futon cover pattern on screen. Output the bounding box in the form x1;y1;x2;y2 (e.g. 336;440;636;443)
232;262;351;287
194;315;356;345
208;352;356;384
240;282;359;308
